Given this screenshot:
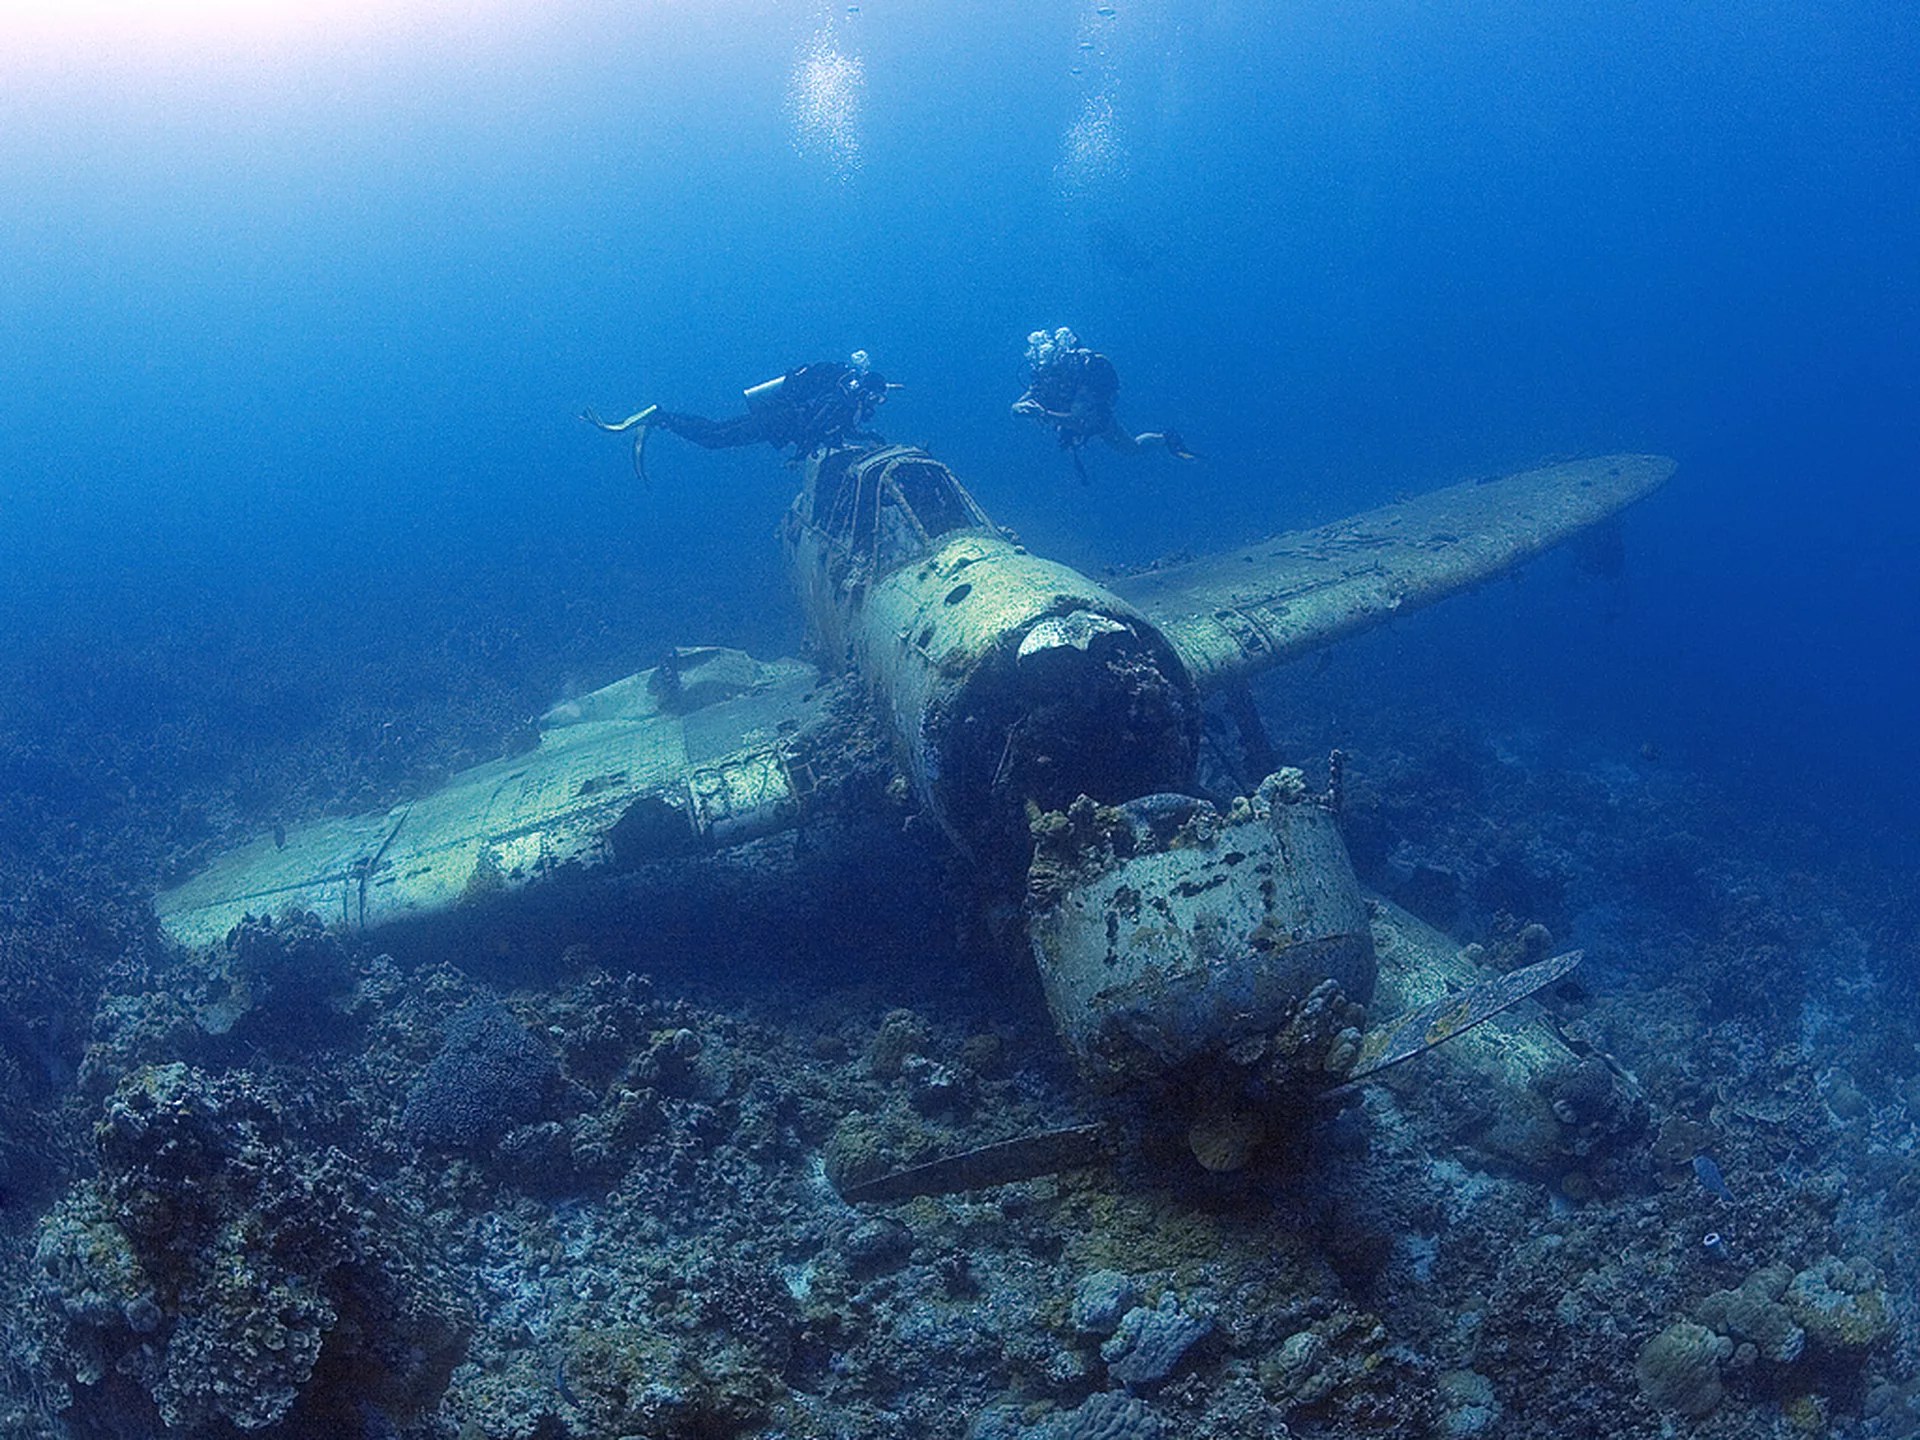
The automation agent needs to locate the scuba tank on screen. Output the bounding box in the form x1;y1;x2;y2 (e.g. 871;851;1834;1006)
743;374;788;417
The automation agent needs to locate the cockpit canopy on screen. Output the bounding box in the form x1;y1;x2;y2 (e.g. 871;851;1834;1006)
804;443;996;581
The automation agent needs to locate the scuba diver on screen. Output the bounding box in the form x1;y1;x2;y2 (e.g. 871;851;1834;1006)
1011;327;1195;481
583;351;894;483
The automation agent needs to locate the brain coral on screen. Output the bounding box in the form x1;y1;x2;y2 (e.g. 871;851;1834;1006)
1635;1320;1731;1418
1693;1264;1805;1364
1101;1293;1214;1388
971;1391;1166;1440
1054;1391;1166;1440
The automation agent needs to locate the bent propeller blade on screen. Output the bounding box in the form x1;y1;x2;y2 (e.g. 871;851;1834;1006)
1339;947;1585;1089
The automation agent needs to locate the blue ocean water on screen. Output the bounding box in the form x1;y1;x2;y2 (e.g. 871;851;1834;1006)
3;0;1912;836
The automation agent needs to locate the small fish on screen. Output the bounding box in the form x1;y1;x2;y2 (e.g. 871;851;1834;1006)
846;3;860;13
1692;1153;1735;1203
1096;4;1117;14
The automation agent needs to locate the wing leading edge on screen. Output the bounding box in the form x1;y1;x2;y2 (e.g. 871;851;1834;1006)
155;648;845;951
1111;454;1675;692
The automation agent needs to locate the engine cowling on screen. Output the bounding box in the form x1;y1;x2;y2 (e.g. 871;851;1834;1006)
784;445;1200;863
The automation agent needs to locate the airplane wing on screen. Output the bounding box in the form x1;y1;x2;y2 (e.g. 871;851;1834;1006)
155;647;855;951
1109;454;1674;692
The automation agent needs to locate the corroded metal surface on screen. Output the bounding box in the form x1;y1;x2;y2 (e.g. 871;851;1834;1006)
1028;774;1374;1090
1345;946;1584;1084
838;1124;1110;1204
156;649;841;950
852;531;1197;859
1112;455;1675;691
1366;898;1581;1088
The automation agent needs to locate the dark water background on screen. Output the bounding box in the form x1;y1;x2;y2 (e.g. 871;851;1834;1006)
2;0;1915;842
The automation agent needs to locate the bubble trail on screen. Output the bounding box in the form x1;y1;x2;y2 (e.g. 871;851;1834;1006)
788;24;865;180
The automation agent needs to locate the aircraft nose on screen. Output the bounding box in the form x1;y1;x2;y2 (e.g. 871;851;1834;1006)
1016;609;1131;683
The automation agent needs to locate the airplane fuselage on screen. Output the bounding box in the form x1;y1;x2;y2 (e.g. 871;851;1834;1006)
779;443;1200;864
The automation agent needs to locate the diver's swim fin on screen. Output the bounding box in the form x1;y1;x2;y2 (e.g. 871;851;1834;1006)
1127;429;1198;461
630;422;653;487
580;404;658;433
1162;429;1199;462
581;404;660;486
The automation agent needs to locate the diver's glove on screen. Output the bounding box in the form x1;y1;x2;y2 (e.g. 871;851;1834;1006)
580;404;660;485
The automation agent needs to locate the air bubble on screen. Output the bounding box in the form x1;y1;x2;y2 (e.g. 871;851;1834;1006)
788;26;865;179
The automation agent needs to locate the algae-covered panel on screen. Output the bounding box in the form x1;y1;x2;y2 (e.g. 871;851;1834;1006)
154;710;696;950
155;653;831;951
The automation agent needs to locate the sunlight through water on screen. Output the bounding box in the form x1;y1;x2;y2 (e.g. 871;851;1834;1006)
0;0;522;76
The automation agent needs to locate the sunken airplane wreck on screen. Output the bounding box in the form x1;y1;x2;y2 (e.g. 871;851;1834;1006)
158;439;1672;1171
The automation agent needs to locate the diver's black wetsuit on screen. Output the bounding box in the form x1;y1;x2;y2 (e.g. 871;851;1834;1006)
647;410;768;450
1014;343;1191;477
1021;349;1122;447
654;362;887;457
584;358;894;484
1030;350;1121;444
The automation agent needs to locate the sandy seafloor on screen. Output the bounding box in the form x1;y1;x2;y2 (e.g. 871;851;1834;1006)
1;538;1917;1440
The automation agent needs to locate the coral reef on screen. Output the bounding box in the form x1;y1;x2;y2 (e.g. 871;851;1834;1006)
4;567;1918;1440
197;910;357;1040
401;1002;566;1150
1785;1256;1892;1353
973;1390;1167;1440
31;1063;468;1434
1695;1263;1807;1364
1071;1271;1140;1336
1100;1294;1214;1389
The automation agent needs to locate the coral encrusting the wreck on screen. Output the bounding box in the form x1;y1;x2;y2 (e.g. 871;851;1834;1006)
30;1062;468;1434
